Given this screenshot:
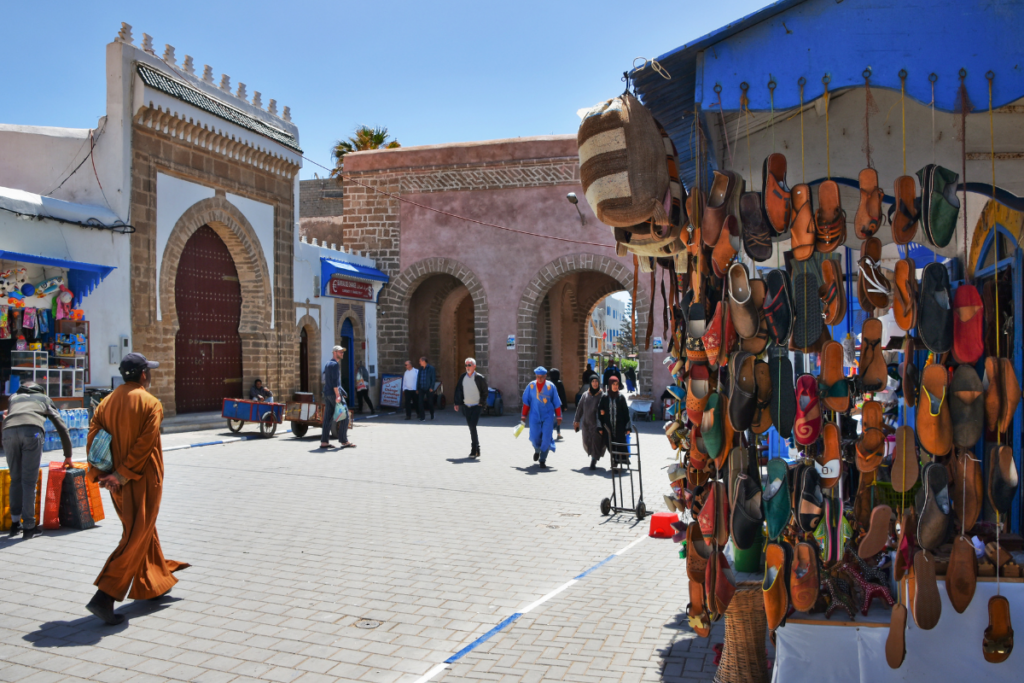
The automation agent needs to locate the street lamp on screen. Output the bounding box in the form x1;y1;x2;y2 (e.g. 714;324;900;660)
566;192;586;227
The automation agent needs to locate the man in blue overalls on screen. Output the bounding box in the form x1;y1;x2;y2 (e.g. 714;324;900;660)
520;366;562;468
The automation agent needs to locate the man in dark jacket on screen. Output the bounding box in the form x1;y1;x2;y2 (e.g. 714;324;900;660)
453;358;488;458
320;346;352;449
2;382;72;538
249;379;273;401
417;356;437;421
602;360;622;391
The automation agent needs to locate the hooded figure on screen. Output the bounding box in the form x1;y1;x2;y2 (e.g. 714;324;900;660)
520;366;562;467
598;375;632;471
574;375;606;470
549;368;568;441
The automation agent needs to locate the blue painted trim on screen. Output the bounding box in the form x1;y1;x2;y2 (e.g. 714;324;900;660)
574;555;615;580
445;613;523;663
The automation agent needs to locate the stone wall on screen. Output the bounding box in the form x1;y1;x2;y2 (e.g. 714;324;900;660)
129;123;300;417
299;178;345;247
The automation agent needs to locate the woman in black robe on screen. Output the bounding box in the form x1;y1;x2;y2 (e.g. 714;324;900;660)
598;376;632;471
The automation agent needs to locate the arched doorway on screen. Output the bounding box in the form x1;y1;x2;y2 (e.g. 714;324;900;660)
299;327;309;393
340;318;355;405
174;225;243;414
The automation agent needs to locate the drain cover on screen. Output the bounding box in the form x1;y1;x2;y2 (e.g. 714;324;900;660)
355;619;381;629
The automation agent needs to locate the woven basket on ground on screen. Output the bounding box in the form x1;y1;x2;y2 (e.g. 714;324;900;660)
714;587;769;683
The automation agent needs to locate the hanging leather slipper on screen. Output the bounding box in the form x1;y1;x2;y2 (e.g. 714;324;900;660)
917;262;953;354
794;373;822;446
894;508;916;581
858;236;891;311
892;258;918;332
763;541;793;630
950;365;984;448
912;550;942;630
740;191;773;262
947;535;978;614
858;318;888;392
917;164;961;248
764;458;792;540
858;505;893;558
686;363;711;426
890;175;920;244
815;179;846;253
703;171;740;249
891;426;919;493
820;340;850;412
818;422;842;488
727;446;748;510
983;356;1002;432
727;263;759;340
916;462;952;551
711;215;740;278
686;521;711;585
989;444;1019;515
790;541;819;612
796;463;824;533
702;301;726;369
751;360;773;434
856;167;885;239
951;447;982;533
707;550;737;615
984;595;1014;663
790;184;817;261
686;579;712;637
886;603;908;669
918;363;952;458
762;153;792;236
792;270;823;351
727;351;757;432
952;284;984;364
763;269;794;346
819;258;847;326
856;400;887;472
687;301;708;339
768;349;796;439
730;473;764;550
902;341;919;408
999;357;1021;434
701;393;724;462
740;278;770;355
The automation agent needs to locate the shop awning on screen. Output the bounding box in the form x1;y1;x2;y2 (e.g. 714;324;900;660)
320;257;389;284
0;185;132;233
0;250;115;308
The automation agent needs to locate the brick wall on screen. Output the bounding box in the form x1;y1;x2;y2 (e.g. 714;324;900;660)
129;122;300;417
299;178;345;247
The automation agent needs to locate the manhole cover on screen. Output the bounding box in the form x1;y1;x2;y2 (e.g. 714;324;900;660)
355;619;381;629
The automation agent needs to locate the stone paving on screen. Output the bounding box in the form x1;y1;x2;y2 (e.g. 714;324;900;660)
0;408;744;683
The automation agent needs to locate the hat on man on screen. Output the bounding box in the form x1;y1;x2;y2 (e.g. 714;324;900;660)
534;366;548;375
120;353;159;376
333;345;344;353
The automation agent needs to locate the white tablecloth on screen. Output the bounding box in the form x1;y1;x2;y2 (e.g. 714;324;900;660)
773;580;1021;682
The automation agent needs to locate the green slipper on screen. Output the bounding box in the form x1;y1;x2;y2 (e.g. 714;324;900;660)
764;457;792;540
701;393;724;461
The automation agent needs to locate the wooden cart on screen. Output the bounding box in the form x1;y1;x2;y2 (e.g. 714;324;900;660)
222;398;285;438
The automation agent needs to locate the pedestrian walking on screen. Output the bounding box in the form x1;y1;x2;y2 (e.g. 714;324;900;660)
85;353;189;624
320;346;354;449
602;359;622;390
577;363;597;406
417;356;436;421
574;375;606;470
355;362;375;414
625;365;638;394
454;357;487;458
2;382;72;539
402;360;420;420
520;366;562;468
598;376;631;472
249;378;273;401
548;368;567;441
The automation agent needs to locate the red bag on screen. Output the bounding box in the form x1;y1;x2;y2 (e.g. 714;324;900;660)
70;463;104;522
42;462;67;530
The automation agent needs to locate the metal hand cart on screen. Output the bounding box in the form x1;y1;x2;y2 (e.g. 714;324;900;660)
222;398;284;438
600;430;646;520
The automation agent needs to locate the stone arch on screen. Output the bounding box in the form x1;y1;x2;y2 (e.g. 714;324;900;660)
156;195;274;413
296;313;321;396
378;257;490;376
516;253;650;399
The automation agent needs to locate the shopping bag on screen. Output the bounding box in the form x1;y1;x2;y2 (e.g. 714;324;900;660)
1;468;42;531
43;462;67;530
513;422;525;438
57;468;95;530
88;428;113;472
334;401;349;425
70;463;104;522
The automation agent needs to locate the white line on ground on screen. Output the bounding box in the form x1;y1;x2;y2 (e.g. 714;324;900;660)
519;579;579;614
411;662;449;683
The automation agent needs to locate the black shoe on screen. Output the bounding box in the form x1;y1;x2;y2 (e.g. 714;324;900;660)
22;525;42;540
7;522;22;538
590;457;598;471
405;416;412;420
533;452;540;462
430;415;435;420
86;590;125;625
538;462;549;469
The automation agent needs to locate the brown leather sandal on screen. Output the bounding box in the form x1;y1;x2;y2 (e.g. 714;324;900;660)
891;175;920;245
856;168;885;239
893;258;918;331
815;179;847;253
790;184;816;261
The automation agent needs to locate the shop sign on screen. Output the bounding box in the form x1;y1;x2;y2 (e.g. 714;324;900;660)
326;276;374;301
379;374;403;408
506;334;516;350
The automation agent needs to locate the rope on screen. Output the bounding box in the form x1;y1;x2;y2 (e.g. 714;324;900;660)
930;74;938;165
863;69;876;168
769;77;777;152
989;72;997;204
741;83;752;189
799;78;806;183
714;84;733;167
899;70;907;176
823;75;831;179
958;69;973;282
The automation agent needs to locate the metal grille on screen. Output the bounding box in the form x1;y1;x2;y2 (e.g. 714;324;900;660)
174;226;243;414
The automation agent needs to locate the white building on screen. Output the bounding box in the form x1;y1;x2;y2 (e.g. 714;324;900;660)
587;294;629;355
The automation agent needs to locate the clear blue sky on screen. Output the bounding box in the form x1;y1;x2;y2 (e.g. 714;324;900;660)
1;1;770;180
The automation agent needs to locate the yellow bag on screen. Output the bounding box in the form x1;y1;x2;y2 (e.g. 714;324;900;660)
513;422;525;438
1;468;43;531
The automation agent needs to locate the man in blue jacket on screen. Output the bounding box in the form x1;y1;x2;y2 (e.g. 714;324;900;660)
320;346;353;449
417;356;437;421
520;366;562;468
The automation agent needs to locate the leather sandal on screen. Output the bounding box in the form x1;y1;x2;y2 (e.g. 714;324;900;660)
815;179;846;252
711;215;739;278
951;447;982;533
892;258;918;332
889;175;920;245
999;357;1021;434
762;153;792;235
856;400;887;472
917;363;952;458
858;318;888;392
983;595;1014;663
946;535;978;614
891;426;919;493
820;340;850;413
740;278;770;355
858;237;891;311
790;184;816;261
818;422;842;488
819;258;847;326
858;504;893;558
686;579;712;638
855;167;885;239
703;171;741;248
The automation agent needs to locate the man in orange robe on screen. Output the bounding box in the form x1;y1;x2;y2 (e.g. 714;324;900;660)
86;353;188;624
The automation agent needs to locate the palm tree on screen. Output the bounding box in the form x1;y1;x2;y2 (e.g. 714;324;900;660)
330;126;400;176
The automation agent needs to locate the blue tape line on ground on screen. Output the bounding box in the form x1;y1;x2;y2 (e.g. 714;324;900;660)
190;441;223;448
445;613;523;663
574;554;616;580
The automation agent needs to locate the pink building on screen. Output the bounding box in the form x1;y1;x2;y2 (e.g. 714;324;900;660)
339;135;670;406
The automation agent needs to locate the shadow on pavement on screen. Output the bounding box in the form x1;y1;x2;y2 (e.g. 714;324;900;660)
23;598;180;647
510;465;557;475
570;467;616;479
445;457;480;464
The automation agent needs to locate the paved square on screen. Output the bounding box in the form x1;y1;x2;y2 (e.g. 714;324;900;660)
1;409;741;683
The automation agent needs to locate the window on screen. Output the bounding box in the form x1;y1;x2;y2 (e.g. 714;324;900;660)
606;306;611;315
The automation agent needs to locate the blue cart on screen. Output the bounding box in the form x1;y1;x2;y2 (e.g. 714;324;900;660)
483;387;504;416
222;398;285;438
